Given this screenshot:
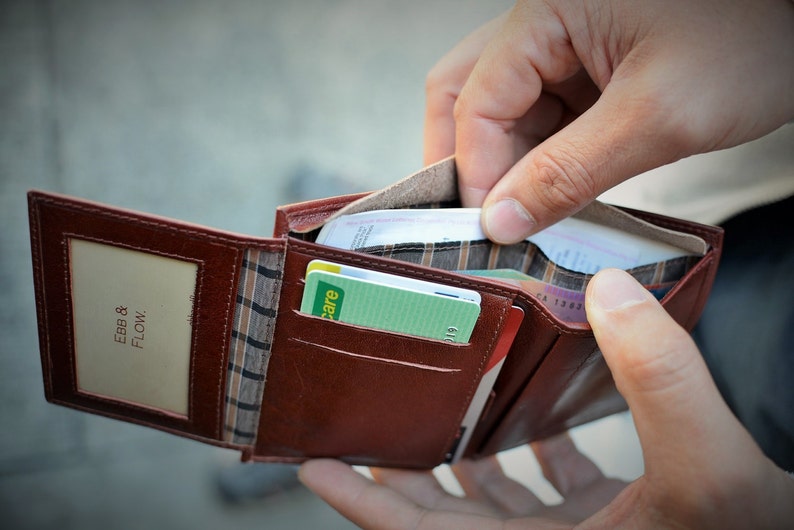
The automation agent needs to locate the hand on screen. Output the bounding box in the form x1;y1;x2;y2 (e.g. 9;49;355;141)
424;0;794;243
300;433;627;529
299;269;794;529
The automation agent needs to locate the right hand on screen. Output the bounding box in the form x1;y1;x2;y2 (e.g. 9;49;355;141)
425;0;794;243
299;269;794;529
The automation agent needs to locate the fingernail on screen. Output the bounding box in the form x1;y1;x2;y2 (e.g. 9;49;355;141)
590;269;651;311
483;199;535;244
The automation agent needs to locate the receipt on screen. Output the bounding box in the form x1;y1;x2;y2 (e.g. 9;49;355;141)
316;209;695;273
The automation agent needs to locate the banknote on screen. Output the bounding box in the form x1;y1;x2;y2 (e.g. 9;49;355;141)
460;269;675;323
316;208;689;323
459;269;588;322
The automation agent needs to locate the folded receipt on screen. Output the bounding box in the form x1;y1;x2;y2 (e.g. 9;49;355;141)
315;208;694;274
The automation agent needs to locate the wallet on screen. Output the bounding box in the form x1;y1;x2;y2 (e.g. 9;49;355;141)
28;157;723;469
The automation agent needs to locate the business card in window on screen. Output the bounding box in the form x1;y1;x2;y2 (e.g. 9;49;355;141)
69;238;197;417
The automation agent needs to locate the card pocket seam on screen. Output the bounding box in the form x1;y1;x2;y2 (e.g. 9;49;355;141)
288;337;463;373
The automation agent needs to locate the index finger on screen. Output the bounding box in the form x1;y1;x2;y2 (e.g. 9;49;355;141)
424;13;508;166
454;2;581;207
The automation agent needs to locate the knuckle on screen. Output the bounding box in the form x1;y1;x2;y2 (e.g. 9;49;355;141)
424;62;448;96
426;64;466;123
529;148;598;216
425;63;462;111
625;331;697;394
451;91;472;123
622;81;700;159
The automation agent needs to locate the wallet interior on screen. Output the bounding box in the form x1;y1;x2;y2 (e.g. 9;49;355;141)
272;157;721;461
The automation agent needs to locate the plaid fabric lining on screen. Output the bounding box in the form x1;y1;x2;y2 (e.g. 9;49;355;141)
223;249;283;444
358;240;699;293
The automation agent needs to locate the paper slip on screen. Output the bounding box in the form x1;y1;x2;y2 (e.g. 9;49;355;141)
316;209;694;273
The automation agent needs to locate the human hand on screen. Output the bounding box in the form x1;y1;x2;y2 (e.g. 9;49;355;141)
299;269;794;529
300;432;628;529
424;0;794;243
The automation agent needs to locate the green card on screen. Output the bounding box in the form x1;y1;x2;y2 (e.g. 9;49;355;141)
300;269;480;343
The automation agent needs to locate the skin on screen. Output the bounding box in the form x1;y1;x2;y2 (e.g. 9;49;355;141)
424;0;794;243
299;270;794;529
299;1;794;527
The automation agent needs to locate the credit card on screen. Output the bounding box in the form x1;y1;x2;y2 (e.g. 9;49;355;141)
307;259;481;304
301;268;480;343
448;305;524;463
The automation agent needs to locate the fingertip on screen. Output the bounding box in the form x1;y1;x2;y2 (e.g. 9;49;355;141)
298;459;355;492
299;457;341;473
481;198;537;244
297;458;324;487
586;269;654;314
584;269;676;369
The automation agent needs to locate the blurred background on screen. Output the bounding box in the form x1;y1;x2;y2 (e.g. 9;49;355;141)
1;1;645;528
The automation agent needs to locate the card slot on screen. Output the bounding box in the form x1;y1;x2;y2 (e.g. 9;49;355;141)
467;245;721;457
354;239;698;290
297;260;481;344
285;309;472;370
253;242;519;467
288;337;463;374
346;239;699;326
291;291;476;347
281;243;518;350
291;306;473;347
255;311;492;468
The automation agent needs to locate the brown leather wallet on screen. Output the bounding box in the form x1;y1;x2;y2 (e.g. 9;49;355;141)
28;157;723;469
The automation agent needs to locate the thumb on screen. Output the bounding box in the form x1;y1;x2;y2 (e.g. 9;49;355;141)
584;269;763;481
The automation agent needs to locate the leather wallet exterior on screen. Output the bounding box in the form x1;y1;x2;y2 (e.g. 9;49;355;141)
28;158;723;469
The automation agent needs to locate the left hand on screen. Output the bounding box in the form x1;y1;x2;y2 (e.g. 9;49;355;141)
298;269;794;529
299;433;625;529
